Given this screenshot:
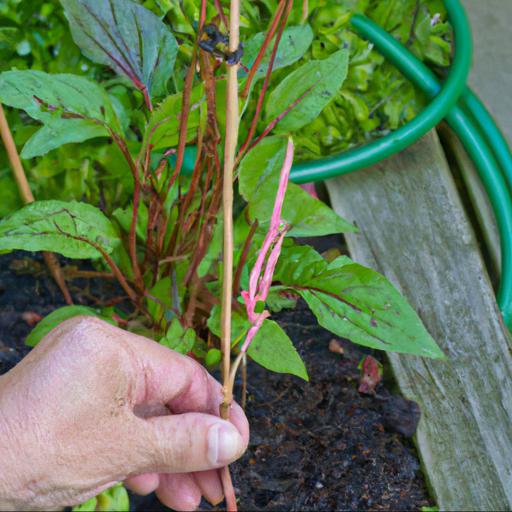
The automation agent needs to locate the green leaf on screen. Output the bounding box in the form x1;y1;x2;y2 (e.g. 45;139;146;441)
61;0;178;98
146;276;173;323
72;497;97;512
207;304;248;345
238;137;355;236
266;49;349;133
0;171;23;217
248;319;308;381
21;118;107;159
95;484;129;512
25;305;103;347
74;484;129;512
242;24;314;81
112;202;149;241
207;306;308;380
272;244;327;284
205;348;222;367
266;287;298;313
0;70;119;127
146;85;204;150
160;318;196;354
274;249;444;358
0;200;120;259
0;70;121;156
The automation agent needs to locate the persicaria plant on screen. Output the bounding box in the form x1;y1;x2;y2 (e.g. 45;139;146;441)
0;0;443;509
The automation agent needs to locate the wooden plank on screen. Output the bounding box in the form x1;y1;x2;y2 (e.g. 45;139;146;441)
438;124;500;282
325;130;512;511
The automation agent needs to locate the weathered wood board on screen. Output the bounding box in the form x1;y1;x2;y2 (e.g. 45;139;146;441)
326;130;512;511
438;124;500;283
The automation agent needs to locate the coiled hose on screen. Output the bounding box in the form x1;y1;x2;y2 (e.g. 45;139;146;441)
290;0;472;183
310;7;512;327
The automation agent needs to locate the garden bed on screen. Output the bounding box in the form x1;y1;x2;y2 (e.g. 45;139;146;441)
0;251;432;511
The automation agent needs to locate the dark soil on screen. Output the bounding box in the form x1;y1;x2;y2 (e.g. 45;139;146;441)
0;252;433;511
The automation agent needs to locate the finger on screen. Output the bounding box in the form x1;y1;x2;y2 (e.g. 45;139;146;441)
136;412;246;473
125;473;160;495
129;334;222;413
156;473;201;512
228;400;250;448
123;329;249;443
193;470;224;506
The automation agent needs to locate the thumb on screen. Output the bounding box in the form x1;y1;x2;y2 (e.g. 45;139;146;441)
137;412;247;474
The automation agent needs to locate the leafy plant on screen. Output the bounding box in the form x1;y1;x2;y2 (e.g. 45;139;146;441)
241;0;453;160
0;0;451;218
0;0;444;509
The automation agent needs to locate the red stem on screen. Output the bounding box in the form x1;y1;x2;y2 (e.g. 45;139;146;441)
248;81;318;151
241;0;286;99
214;0;229;29
237;0;292;159
109;132;144;288
221;466;237;511
166;53;197;197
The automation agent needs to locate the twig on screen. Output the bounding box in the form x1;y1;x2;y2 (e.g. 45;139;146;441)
0;104;73;305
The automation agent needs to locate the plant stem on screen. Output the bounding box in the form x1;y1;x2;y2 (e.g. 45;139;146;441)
110;132;144;290
237;0;292;161
241;0;286;99
302;0;309;22
0;104;73;305
214;0;229;29
220;0;240;422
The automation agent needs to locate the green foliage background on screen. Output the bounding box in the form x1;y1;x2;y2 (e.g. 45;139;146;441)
0;0;451;216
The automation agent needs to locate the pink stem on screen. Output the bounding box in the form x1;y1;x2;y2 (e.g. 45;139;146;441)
240;139;294;352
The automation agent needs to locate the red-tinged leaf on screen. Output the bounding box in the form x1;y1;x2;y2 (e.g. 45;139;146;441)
61;0;178;101
358;355;383;395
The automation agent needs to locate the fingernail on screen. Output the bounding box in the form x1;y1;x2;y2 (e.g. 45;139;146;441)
207;423;240;465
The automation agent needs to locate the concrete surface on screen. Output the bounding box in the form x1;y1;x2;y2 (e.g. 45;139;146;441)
463;0;512;143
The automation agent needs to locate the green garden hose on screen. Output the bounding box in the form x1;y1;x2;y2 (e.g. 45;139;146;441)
290;0;472;183
325;9;512;326
460;90;512;196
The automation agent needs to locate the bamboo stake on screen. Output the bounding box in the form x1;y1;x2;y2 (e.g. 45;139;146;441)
219;1;240;510
0;104;73;305
220;0;240;420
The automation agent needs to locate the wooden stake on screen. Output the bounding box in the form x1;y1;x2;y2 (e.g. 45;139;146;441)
220;0;240;420
219;2;241;510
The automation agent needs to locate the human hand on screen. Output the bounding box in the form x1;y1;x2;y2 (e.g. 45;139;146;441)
0;316;249;511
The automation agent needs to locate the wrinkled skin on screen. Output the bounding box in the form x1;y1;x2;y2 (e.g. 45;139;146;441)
0;317;249;511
